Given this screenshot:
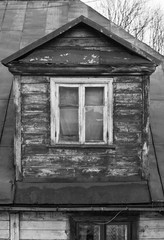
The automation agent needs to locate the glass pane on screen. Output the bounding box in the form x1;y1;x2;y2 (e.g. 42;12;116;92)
85;106;103;141
106;225;127;240
59;107;78;141
85;87;104;106
79;224;100;240
59;87;78;105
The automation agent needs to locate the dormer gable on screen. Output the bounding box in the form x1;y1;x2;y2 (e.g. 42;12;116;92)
0;14;161;205
2;16;159;75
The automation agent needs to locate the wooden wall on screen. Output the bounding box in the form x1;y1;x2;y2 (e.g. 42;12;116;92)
0;211;164;240
19;75;145;182
0;212;9;240
13;23;151;182
139;212;164;240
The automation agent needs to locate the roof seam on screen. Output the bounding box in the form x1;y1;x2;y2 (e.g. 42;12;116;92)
0;1;8;31
150;124;164;197
0;80;13;146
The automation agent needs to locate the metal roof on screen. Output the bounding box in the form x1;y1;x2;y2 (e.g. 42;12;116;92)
0;0;164;206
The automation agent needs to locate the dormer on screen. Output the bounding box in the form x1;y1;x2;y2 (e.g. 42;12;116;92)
1;15;160;204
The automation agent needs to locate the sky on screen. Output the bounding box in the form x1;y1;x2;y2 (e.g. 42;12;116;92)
82;0;164;17
149;0;164;10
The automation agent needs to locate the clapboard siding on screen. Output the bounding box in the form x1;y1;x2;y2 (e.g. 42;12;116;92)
0;212;9;240
20;24;150;66
20;212;69;240
139;213;164;240
20;75;144;181
4;211;164;240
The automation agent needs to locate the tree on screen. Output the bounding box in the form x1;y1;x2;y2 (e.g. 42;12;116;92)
99;0;164;54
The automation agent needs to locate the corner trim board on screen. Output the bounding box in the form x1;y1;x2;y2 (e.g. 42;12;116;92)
14;76;22;181
10;213;19;240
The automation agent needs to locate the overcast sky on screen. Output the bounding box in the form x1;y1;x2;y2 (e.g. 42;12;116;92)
82;0;164;17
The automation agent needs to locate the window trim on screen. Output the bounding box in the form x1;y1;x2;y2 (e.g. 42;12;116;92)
70;215;136;240
50;77;113;145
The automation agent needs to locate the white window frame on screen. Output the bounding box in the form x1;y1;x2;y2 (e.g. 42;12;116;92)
50;77;113;145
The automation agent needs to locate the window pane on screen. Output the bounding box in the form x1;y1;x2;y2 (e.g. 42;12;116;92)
106;225;128;240
59;87;78;105
59;107;78;141
85;87;104;106
79;224;100;240
85;106;103;141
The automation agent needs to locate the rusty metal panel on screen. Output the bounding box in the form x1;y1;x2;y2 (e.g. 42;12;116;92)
2;2;27;31
15;182;150;204
0;31;22;60
46;2;68;34
0;2;7;31
68;1;88;22
150;65;164;100
148;133;164;201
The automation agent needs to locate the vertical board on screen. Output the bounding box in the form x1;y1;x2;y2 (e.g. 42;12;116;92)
14;76;22;180
10;213;19;240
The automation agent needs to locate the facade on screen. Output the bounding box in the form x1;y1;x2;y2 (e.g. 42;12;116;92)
0;1;164;240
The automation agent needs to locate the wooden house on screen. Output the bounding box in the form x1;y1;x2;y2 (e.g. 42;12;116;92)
0;1;164;240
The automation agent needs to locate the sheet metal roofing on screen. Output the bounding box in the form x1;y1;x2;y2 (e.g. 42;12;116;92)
0;0;164;205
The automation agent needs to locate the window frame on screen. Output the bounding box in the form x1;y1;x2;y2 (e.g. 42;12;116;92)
50;77;113;145
70;215;136;240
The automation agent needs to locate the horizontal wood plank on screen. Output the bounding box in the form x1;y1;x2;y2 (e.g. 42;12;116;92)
0;221;9;230
20;212;67;221
20;221;68;230
20;230;68;240
0;213;9;221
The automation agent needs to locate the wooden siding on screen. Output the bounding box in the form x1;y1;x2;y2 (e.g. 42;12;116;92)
0;212;9;240
20;75;144;181
139;213;164;240
18;24;150;67
1;211;164;240
19;212;69;240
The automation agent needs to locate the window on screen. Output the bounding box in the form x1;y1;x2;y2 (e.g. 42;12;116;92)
70;216;137;240
50;78;113;145
78;223;129;240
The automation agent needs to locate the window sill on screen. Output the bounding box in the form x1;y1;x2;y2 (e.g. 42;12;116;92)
47;144;116;149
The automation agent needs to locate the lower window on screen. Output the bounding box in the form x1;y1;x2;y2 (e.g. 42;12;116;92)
71;215;136;240
78;223;129;240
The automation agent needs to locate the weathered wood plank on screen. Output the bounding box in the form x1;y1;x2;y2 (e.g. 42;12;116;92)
21;76;50;84
22;84;48;94
115;93;142;104
0;230;9;239
0;221;9;230
22;94;48;105
9;63;155;75
22;133;49;146
20;230;67;240
115;82;142;93
20;221;68;230
0;212;9;221
10;213;19;240
20;212;67;221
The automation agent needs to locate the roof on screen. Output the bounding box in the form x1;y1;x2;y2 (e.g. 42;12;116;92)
0;0;164;206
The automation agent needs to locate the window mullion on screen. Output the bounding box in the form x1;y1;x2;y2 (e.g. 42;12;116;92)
56;84;60;143
50;79;56;144
80;85;85;144
108;80;113;144
103;85;108;143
